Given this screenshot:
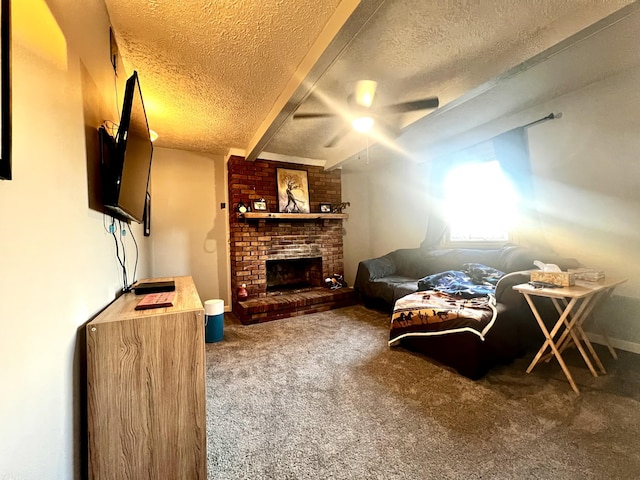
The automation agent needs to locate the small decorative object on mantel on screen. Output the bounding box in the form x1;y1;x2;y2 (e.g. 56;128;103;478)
237;201;248;214
237;283;248;300
319;203;332;213
332;202;350;214
253;198;267;211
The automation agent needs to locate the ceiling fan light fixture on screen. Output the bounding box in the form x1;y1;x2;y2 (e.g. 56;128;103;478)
354;80;377;107
294;79;438;148
355;80;378;108
352;116;374;133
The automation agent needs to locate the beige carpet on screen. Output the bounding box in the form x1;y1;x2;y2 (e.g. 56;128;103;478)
205;305;640;479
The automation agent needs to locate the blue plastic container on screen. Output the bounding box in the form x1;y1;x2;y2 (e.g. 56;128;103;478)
204;299;224;343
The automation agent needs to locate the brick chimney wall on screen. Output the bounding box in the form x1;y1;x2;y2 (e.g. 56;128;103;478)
228;156;344;303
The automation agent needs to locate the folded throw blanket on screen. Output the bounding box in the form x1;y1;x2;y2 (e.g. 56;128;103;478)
389;291;498;346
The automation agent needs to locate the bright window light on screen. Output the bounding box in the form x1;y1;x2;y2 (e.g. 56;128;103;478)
443;161;518;243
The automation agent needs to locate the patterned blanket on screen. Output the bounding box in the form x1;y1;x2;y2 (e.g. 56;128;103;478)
389;290;498;346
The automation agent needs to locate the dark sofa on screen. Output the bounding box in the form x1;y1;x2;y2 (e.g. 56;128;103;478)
354;245;580;378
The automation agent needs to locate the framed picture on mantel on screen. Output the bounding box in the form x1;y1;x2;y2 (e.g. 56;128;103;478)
277;168;310;213
0;0;12;181
252;199;267;211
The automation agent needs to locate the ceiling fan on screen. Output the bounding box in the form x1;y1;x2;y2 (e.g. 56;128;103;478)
293;80;439;147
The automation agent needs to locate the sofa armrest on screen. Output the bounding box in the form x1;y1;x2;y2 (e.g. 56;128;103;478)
359;256;397;281
354;255;397;296
495;271;531;307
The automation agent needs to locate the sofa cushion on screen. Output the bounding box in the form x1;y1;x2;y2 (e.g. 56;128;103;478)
498;245;581;272
393;281;419;303
387;249;426;278
390;247;522;279
369;276;417;305
411;249;506;277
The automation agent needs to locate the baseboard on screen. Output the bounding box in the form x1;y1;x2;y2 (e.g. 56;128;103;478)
224;305;232;313
586;332;640;355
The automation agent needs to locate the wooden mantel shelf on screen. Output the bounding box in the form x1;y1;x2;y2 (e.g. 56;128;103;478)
241;212;348;220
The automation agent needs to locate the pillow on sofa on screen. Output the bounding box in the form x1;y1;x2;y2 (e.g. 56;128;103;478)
364;254;397;279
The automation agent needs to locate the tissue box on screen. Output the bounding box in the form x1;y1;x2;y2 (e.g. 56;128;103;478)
530;270;575;286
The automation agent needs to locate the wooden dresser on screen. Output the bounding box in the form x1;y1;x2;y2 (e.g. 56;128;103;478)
86;276;206;479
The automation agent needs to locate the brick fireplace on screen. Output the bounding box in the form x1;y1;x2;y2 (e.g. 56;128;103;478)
228;156;356;323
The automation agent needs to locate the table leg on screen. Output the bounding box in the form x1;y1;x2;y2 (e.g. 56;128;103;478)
591;287;619;360
557;291;609;375
540;296;589;360
524;294;581;394
554;297;600;377
566;316;598;377
551;297;587;355
575;323;606;375
601;331;619;360
544;294;606;376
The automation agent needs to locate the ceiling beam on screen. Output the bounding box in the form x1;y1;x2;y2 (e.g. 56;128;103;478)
244;0;387;162
324;0;640;171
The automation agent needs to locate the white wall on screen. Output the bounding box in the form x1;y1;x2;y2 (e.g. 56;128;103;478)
342;159;430;285
149;147;230;307
0;1;151;478
341;168;371;285
367;160;430;256
527;64;640;346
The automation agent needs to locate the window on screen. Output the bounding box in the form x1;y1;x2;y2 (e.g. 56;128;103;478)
442;161;518;244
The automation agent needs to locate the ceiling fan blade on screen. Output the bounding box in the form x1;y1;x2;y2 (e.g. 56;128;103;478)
375;97;439;115
354;80;377;108
293;112;337;119
375;119;402;140
324;126;351;148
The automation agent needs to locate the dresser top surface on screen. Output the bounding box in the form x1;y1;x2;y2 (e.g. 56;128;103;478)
88;276;203;325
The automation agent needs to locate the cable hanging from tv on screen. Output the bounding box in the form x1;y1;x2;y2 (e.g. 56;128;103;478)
105;216;139;292
101;120;119;138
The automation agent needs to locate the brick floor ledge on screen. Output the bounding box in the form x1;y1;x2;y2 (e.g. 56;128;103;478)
233;287;358;324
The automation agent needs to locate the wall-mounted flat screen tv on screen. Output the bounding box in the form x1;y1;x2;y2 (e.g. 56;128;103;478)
103;71;153;223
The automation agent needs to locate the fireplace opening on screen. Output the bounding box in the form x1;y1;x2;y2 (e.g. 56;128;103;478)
266;257;323;293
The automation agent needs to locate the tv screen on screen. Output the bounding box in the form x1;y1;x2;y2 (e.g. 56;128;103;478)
104;71;153;223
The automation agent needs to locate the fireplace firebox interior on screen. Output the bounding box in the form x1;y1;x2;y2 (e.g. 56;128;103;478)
266;257;323;292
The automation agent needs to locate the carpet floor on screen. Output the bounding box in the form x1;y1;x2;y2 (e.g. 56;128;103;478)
205;305;640;479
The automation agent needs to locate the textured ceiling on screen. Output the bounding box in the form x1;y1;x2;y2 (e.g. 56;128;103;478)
104;0;634;165
104;0;343;154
